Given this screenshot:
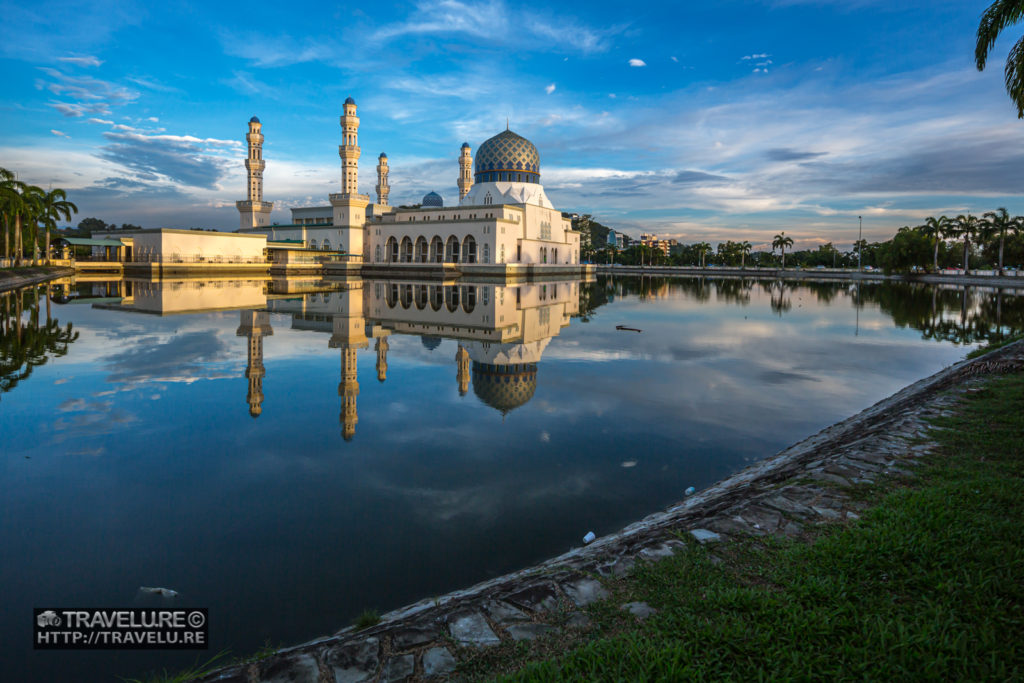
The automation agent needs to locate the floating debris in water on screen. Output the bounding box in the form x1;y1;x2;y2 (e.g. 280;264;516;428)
139;586;178;598
684;486;696;496
615;325;642;333
582;531;596;544
621;460;637;468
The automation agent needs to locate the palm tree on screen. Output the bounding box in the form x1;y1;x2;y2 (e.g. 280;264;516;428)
36;189;78;265
952;214;980;276
0;170;26;267
696;242;712;268
976;0;1024;117
981;207;1013;276
20;185;45;265
739;240;752;269
917;215;950;273
772;232;794;269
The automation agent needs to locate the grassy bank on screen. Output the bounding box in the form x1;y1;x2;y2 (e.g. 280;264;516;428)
463;372;1024;681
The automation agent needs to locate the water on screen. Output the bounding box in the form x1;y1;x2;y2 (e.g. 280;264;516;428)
1;275;1021;681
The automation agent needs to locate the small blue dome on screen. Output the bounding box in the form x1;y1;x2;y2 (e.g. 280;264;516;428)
249;116;260;123
379;152;387;158
422;191;443;207
461;142;471;149
344;96;356;105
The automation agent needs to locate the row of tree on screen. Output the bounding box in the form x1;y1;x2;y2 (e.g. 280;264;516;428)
0;167;79;267
588;211;1024;275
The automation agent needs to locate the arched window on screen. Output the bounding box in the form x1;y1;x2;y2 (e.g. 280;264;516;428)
310;239;317;249
323;239;331;251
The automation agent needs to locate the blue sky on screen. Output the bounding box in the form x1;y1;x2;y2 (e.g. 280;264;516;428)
2;0;1022;249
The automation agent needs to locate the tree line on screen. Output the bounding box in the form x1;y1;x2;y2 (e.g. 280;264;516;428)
0;167;78;267
583;211;1024;275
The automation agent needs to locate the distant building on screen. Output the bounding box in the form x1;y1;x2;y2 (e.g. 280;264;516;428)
639;233;675;255
607;229;626;249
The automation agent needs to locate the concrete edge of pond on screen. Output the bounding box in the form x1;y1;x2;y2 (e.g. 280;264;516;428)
0;266;75;293
194;339;1024;683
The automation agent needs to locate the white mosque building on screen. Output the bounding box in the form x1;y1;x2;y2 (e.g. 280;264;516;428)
237;98;581;270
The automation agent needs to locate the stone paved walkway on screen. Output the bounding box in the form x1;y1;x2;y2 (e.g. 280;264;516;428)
197;341;1024;683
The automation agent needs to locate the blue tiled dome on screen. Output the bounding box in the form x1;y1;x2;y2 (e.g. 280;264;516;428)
344;96;356;105
249;116;260;123
422;191;443;207
462;142;471;149
474;129;540;184
379;152;387;158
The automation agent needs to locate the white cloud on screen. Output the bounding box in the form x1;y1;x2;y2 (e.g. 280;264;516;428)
628;58;646;67
545;83;556;94
87;117;114;125
50;129;69;138
742;53;770;60
58;55;102;67
671;56;679;62
371;1;617;55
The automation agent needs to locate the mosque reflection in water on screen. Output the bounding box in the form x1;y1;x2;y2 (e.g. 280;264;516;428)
81;276;579;440
269;279;579;439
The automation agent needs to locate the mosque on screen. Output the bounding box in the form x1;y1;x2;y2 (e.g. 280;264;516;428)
237;98;581;268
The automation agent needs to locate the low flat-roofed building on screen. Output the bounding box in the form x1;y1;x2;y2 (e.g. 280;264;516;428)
92;228;267;263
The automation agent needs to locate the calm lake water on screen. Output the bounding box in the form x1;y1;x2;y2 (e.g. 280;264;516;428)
2;274;1022;681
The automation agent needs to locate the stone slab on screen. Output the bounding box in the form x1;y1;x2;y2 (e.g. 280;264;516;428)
562;578;609;607
327;637;379;683
449;612;500;646
380;654;414;682
506;623;556;641
422;646;457;678
690;528;721;543
260;652;320;683
621;602;658;620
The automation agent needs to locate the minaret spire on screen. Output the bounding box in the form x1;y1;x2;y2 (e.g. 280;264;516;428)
236;116;273;229
329;97;369;260
339;98;361;195
457;143;473;201
376;153;390;206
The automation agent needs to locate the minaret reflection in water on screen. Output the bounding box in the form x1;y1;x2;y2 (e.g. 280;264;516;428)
265;279;579;439
236;311;274;418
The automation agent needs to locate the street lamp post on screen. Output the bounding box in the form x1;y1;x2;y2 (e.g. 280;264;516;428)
857;215;863;273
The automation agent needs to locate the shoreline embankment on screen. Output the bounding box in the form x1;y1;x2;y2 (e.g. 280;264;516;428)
0;266;75;293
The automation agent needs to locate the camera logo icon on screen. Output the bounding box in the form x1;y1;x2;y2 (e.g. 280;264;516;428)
37;611;61;628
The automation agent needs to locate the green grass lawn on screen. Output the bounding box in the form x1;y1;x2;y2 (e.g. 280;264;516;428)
465;373;1024;681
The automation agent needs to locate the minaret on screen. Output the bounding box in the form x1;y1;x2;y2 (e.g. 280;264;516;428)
236;310;274;418
329;97;369;260
375;336;389;382
456;344;470;396
236;116;274;230
458;142;473;201
340;98;360;195
328;282;369;441
376;153;390;206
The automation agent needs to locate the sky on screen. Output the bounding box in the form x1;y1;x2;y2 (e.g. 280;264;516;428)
2;0;1023;250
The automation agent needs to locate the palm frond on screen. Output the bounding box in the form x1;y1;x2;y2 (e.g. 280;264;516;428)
976;0;1024;69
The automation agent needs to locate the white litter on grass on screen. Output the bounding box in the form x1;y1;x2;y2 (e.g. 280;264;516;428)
582;531;596;544
684;486;696;496
139;587;178;597
621;460;637;468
